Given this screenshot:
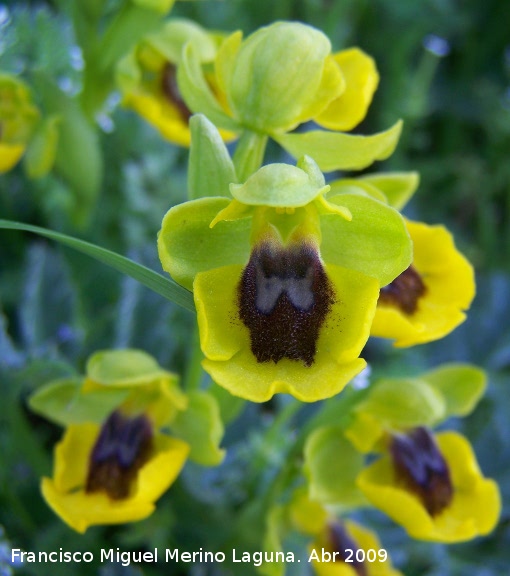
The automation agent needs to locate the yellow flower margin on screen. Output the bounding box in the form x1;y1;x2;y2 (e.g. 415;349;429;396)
195;261;379;403
315;48;379;132
357;431;500;543
371;220;475;347
41;422;189;533
0;142;25;173
1;73;40;172
310;520;402;576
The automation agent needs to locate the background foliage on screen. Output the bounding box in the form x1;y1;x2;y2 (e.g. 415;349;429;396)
0;0;509;575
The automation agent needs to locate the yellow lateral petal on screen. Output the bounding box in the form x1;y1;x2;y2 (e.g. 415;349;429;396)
0;142;25;172
315;48;379;132
41;478;154;534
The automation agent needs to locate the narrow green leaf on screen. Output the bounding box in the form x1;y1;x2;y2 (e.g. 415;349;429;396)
274;120;403;172
0;220;195;312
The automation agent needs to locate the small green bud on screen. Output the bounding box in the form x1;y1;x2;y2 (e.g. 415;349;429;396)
217;22;341;133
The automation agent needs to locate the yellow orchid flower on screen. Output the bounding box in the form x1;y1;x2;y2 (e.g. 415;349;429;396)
0;73;40;173
371;219;475;346
357;428;500;543
117;19;234;146
41;410;189;533
310;520;402;576
178;21;402;174
159;158;412;402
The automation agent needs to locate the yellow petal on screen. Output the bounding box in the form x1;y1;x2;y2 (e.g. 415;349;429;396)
43;429;189;533
53;423;98;492
133;435;190;503
310;520;403;576
122;92;192;146
371;220;475;347
315;48;379;132
357;431;500;542
0;142;25;173
41;478;155;534
195;262;379;402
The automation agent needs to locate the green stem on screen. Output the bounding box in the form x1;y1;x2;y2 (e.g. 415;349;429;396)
183;325;204;391
233;130;268;182
258;385;369;509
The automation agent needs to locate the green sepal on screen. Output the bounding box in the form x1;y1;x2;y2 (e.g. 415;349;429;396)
304;425;366;508
328;178;387;203
209;383;245;425
158;197;251;291
258;506;286;576
273;120;403;172
214;30;242;101
188;114;237;200
146;18;218;64
359;377;446;427
358;171;420;210
23;115;60;178
85;349;170;386
178;43;240;131
320;192;412;286
422;364;487;419
28;379;128;426
171;390;225;466
230;156;329;208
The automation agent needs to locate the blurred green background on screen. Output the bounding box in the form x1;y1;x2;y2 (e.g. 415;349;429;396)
1;0;509;575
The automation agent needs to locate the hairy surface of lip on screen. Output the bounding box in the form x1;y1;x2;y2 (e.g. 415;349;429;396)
161;62;192;122
238;240;334;366
379;264;426;314
391;427;453;516
86;411;153;500
329;523;367;576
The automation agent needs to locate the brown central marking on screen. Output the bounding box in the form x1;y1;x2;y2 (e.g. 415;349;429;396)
238;240;334;366
329;523;367;576
86;411;153;500
161;62;192;122
378;265;426;315
391;427;453;516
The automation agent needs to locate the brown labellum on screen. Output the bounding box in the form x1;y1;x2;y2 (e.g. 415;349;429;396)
238;240;334;366
379;265;426;315
86;411;153;500
329;522;367;576
161;62;192;122
391;427;453;516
